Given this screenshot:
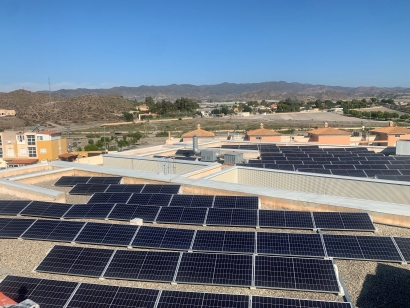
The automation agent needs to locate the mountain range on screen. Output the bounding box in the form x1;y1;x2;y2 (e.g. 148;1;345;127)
38;81;410;101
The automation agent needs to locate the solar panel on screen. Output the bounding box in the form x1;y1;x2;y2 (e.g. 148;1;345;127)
21;220;85;242
87;177;122;185
63;203;115;219
158;291;249;308
192;230;255;254
251;296;352;308
257;233;325;258
393;237;410;262
132;226;195;250
88;192;132;204
213;196;259;209
313;212;345;230
127;193;172;206
206;208;258;227
254;256;340;293
20;201;73;218
323;235;402;261
36;245;114;277
356;236;403;261
104;250;180;282
176;253;252;287
339;212;375;231
108;204;161;221
258;210;314;229
0;200;31;215
155;206;207;225
141;184;181;194
0;218;35;238
69;184;109;195
54;176;91;186
105;184;145;193
74;222;138;246
66;283;159;308
0;275;78;308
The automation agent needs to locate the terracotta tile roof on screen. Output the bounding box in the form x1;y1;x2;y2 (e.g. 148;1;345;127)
246;123;281;136
59;153;78;159
182;124;215;137
0;292;17;305
6;158;38;165
371;126;410;134
308;127;350;135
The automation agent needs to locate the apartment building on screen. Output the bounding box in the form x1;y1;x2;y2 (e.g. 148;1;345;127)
0;131;67;168
0;109;16;116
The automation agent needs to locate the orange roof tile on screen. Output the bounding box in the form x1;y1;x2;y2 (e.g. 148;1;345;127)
182;124;215;137
6;159;38;165
246;123;281;136
59;153;78;158
308;127;350;135
0;292;17;305
371;126;410;134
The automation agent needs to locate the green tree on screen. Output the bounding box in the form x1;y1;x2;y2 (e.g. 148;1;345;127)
122;112;134;122
76;146;82;151
84;144;99;151
88;139;94;145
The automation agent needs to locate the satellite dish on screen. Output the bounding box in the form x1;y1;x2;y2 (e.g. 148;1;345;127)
72;142;77;147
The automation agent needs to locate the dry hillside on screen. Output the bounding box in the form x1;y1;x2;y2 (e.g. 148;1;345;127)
0;90;135;128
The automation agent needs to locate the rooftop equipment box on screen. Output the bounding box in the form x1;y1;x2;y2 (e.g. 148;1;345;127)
201;149;220;162
396;139;410;156
224;152;243;164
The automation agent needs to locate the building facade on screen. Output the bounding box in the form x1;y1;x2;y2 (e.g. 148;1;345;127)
0;131;67;168
244;123;282;142
307;123;351;145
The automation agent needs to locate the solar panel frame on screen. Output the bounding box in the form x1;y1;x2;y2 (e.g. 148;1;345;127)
0;218;36;238
21;220;85;242
66;283;159;308
393;237;410;262
20;201;74;219
176;252;253;287
88;192;132;204
68;183;109;195
54;176;91;187
0;275;79;308
87;177;122;185
107;204;161;222
254;255;340;293
63;203;115;219
105;184;145;193
103;250;180;283
0;200;32;216
35;245;115;277
251;295;352;308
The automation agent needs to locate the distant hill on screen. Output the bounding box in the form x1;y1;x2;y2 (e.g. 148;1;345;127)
38;81;410;101
0;90;134;127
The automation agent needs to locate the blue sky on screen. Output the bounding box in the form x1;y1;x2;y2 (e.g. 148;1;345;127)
1;0;409;92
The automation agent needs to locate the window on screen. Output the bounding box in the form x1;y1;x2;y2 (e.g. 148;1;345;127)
0;148;2;158
395;135;401;137
17;135;24;143
37;136;43;141
28;147;37;157
0;136;2;146
27;135;35;145
40;148;47;154
20;149;26;156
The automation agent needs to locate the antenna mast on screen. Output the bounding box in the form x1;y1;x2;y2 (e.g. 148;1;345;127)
48;77;51;103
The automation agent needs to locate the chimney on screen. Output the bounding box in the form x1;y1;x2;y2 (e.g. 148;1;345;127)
260;123;264;129
324;122;328;128
193;134;199;155
197;124;201;130
389;121;394;127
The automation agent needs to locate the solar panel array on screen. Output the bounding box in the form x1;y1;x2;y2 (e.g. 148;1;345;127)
69;183;181;195
87;193;260;209
238;144;410;182
2;218;408;263
54;176;122;186
0;275;353;308
0;201;376;231
35;245;341;293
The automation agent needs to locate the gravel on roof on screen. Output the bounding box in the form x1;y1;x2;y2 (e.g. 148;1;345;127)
2;180;410;307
